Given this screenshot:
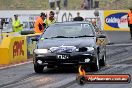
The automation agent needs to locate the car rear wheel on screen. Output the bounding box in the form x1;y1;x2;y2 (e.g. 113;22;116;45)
90;57;100;71
99;53;106;66
34;64;44;73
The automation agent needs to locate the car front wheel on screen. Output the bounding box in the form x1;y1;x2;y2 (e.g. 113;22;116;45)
99;52;106;66
34;64;44;73
90;56;100;71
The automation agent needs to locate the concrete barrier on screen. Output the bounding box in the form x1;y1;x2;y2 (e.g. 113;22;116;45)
0;34;27;65
0;32;41;65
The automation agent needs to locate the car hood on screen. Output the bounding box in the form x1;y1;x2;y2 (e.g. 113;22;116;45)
37;37;96;49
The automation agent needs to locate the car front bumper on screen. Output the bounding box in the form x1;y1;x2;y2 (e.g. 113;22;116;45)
33;52;96;66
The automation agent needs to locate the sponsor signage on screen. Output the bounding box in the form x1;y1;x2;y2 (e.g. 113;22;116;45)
104;10;129;31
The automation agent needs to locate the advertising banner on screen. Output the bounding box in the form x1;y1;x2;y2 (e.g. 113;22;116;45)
0;10;104;32
104;10;129;31
0;36;27;64
10;36;27;62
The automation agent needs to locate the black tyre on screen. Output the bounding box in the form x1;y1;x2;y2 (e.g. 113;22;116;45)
47;65;55;68
82;65;90;72
34;64;44;73
99;53;106;66
90;57;100;71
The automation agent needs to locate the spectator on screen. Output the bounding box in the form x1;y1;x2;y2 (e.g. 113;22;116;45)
44;11;56;27
91;0;93;8
0;18;5;29
81;0;87;10
12;15;23;32
81;0;93;10
56;0;61;9
49;0;55;10
63;0;68;9
0;18;5;42
34;12;46;33
94;10;101;28
94;0;99;8
73;12;84;21
88;0;93;9
128;8;132;39
92;19;97;27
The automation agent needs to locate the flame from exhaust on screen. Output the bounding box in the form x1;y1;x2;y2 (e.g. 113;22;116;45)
78;65;86;76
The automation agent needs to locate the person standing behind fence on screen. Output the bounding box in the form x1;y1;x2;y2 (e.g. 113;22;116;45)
63;0;68;9
49;0;55;10
73;12;84;21
0;18;5;43
34;13;46;33
128;8;132;39
81;0;93;10
56;0;61;9
12;15;23;32
81;0;88;10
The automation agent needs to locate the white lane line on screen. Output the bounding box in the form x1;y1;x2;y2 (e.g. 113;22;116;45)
106;63;132;66
0;61;33;70
107;43;132;46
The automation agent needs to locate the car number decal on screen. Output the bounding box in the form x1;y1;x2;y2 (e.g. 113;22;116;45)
57;55;69;59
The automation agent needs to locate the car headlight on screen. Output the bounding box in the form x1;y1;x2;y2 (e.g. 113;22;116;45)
34;49;48;54
86;47;94;51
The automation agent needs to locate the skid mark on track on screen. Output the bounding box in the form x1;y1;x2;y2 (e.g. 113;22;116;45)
0;73;36;88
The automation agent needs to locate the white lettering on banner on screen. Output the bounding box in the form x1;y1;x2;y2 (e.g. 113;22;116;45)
106;17;119;23
106;17;127;24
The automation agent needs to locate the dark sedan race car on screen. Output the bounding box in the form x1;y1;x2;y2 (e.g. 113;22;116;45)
33;21;107;73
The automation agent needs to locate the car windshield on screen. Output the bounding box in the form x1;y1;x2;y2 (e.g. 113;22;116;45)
42;23;94;39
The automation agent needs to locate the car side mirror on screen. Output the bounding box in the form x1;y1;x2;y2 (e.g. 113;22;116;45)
98;35;106;38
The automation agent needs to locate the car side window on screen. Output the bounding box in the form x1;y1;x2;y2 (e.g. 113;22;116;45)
81;24;94;36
